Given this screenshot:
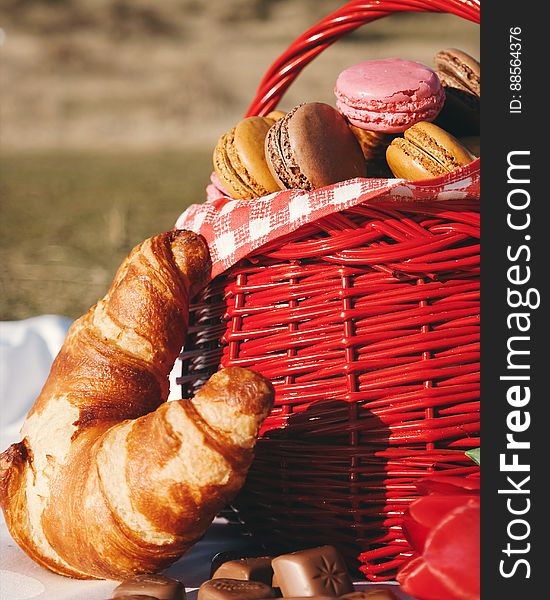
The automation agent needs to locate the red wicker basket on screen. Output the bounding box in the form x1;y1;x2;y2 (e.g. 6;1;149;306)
178;0;480;581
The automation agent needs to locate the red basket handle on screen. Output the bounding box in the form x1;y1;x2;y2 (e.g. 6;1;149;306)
245;0;480;117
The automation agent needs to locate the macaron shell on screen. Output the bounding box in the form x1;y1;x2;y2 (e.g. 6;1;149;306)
206;182;225;202
213;131;253;199
285;102;366;189
335;58;444;132
211;171;229;195
386;137;447;180
233;116;279;196
336;59;443;107
434;48;480;136
266;110;286;121
265;113;299;190
386;121;476;180
350;125;394;161
435;48;480;97
336;96;444;133
213;117;280;200
404;121;475;170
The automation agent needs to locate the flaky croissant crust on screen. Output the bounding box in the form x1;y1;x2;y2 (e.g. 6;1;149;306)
0;230;274;579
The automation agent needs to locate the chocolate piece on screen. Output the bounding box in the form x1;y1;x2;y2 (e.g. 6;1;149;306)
112;574;185;599
211;551;246;578
211;551;240;577
210;549;267;578
340;589;398;600
212;557;273;586
198;578;275;600
271;545;354;597
271;573;282;598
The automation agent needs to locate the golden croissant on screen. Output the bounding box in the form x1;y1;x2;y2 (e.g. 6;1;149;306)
0;230;274;580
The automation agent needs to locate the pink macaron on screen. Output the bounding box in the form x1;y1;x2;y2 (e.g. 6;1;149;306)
206;171;230;201
335;58;445;133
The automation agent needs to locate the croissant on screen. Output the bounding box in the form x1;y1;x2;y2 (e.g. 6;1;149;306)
0;230;274;580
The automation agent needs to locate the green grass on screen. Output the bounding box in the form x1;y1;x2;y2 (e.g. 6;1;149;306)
0;149;212;320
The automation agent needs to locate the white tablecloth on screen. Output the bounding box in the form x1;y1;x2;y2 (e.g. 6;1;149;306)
0;317;414;600
1;516;254;600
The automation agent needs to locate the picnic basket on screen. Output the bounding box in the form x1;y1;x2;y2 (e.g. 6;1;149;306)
177;0;480;580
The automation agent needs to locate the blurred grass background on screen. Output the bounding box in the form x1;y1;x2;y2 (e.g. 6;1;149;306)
0;0;479;320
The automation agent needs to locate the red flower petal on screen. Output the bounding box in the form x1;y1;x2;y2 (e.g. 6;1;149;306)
417;476;480;496
423;498;480;600
397;555;457;600
404;495;467;553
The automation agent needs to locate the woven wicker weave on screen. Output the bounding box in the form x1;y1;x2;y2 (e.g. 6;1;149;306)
179;0;480;581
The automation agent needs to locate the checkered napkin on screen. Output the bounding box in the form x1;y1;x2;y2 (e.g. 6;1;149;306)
175;159;480;279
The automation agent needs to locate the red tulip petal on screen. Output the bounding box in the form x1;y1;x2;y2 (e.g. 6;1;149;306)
397;555;457;600
403;496;464;553
402;512;430;553
417;476;480;496
423;498;480;600
409;495;465;528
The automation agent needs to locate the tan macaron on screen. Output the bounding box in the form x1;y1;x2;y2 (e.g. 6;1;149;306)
213;116;281;200
266;109;286;121
350;125;394;162
386;121;475;180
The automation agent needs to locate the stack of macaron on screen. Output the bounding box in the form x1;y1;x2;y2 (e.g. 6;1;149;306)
212;50;479;198
433;48;481;137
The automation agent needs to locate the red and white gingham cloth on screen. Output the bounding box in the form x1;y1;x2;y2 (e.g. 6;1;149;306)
175;159;480;278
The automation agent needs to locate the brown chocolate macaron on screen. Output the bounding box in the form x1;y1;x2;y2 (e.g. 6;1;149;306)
386;121;475;181
265;102;367;191
213;116;281;200
434;48;480;136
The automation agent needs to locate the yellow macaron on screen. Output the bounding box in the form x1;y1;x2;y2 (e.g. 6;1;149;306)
386;121;475;180
213;116;281;200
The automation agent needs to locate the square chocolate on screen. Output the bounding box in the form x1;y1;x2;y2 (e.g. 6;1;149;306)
271;545;354;597
210;549;267;578
212;557;273;586
198;578;276;600
112;574;186;599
